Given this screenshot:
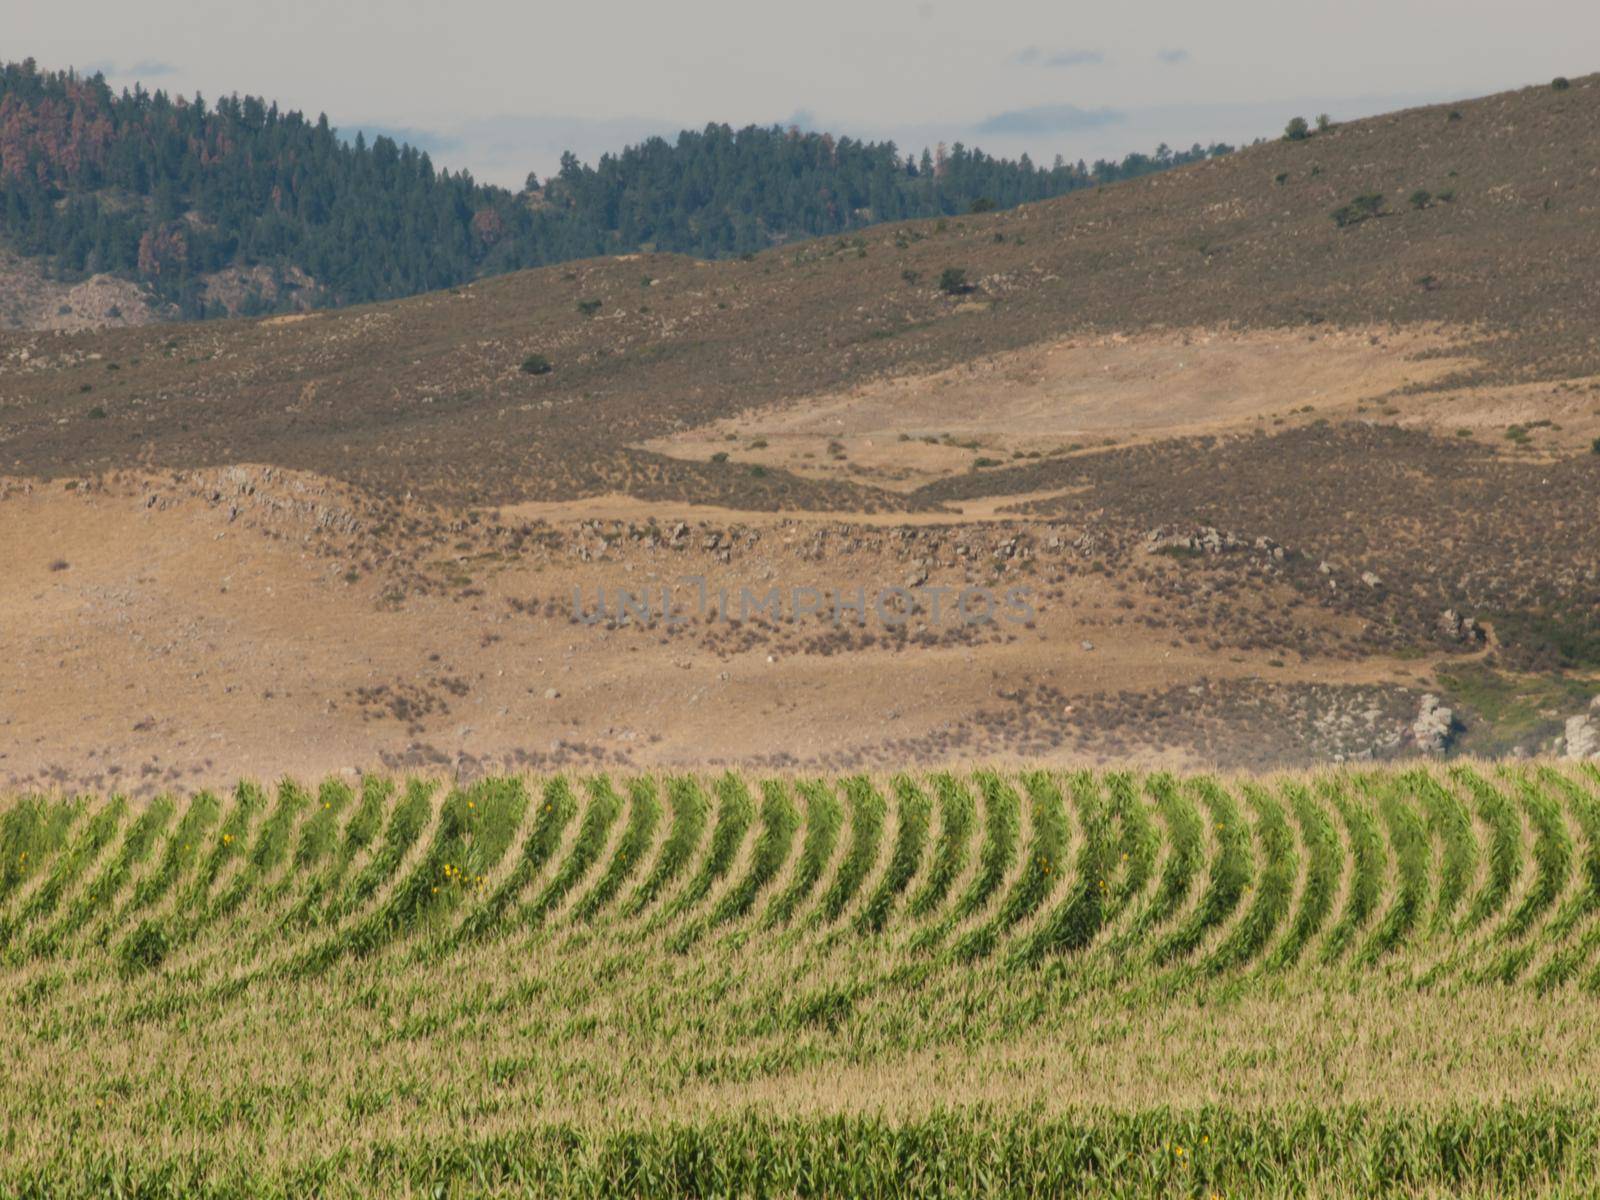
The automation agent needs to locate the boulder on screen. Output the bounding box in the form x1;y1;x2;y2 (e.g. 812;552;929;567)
1565;713;1600;761
1437;609;1486;645
1412;694;1455;755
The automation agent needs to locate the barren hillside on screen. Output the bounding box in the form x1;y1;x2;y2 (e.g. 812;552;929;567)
1;74;1597;791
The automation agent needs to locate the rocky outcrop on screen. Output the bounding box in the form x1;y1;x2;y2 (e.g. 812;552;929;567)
1563;697;1600;760
1412;694;1456;755
1143;526;1287;559
1437;609;1486;646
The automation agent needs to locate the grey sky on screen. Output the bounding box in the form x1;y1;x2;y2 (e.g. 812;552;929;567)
31;0;1596;186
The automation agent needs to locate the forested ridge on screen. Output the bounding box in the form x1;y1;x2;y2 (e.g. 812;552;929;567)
0;58;1232;317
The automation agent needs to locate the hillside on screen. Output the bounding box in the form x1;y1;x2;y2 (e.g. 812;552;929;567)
0;58;1223;325
4;73;1597;496
1;73;1598;795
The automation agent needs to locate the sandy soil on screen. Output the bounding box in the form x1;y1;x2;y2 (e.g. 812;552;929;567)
1;464;1451;797
640;325;1478;491
12;320;1576;795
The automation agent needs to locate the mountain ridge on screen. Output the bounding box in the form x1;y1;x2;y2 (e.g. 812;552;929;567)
0;57;1230;327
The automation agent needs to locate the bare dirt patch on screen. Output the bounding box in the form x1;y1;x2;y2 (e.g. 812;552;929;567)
0;466;1481;796
641;326;1476;492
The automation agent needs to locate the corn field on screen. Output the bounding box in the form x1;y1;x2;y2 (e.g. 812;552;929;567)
3;763;1600;1196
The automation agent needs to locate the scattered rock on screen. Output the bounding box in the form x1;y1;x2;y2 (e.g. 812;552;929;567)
543;688;560;700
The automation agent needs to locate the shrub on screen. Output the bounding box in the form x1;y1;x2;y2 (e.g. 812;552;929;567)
1436;189;1456;203
576;299;602;317
710;451;729;464
969;196;995;213
87;406;107;419
1409;189;1433;210
1552;77;1571;91
901;269;921;285
1275;172;1289;185
1316;113;1334;132
520;354;552;375
1448;110;1463;121
1591;436;1600;455
1283;116;1310;141
938;267;969;295
1334;193;1385;226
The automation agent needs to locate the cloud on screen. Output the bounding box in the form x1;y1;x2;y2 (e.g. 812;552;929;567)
1157;48;1191;65
1044;50;1104;68
1013;47;1103;68
975;103;1123;135
84;59;180;80
343;124;464;156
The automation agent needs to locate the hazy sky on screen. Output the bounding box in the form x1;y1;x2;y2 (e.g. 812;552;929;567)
28;1;1596;187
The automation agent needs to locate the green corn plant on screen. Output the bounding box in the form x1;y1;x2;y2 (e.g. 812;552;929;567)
1355;775;1429;967
1320;777;1385;965
522;776;623;928
908;770;1018;954
451;777;572;946
622;776;710;919
1407;766;1477;935
1151;777;1251;967
1205;782;1296;974
1108;773;1203;956
1011;770;1118;967
763;779;843;928
1454;766;1522;934
571;777;662;923
1;797;118;951
903;773;976;921
954;771;1065;962
121;792;221;916
1267;782;1342;970
813;776;885;926
27;796;170;959
1106;771;1158;909
711;779;801;929
854;776;930;935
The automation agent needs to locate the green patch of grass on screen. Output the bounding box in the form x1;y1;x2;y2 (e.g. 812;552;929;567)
1438;663;1600;753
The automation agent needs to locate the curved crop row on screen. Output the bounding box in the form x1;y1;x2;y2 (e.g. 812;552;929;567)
0;766;1596;990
